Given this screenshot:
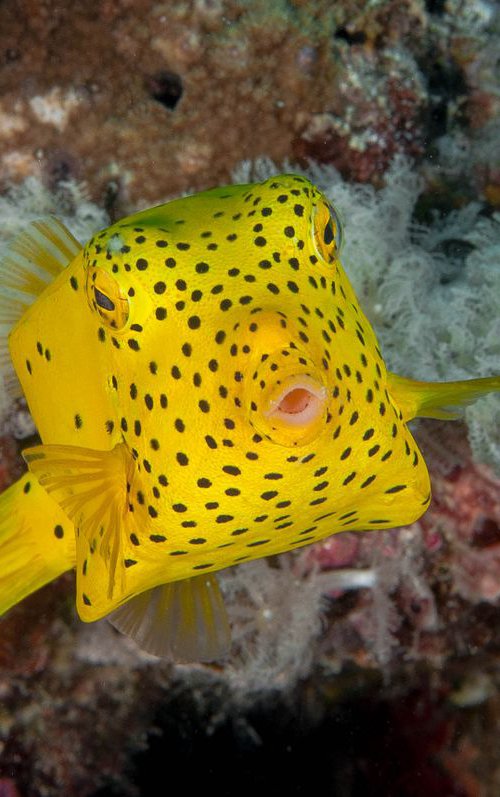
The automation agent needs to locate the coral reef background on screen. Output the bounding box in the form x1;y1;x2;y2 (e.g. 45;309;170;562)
0;1;500;795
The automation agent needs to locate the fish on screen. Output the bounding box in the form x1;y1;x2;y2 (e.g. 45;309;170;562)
0;174;498;662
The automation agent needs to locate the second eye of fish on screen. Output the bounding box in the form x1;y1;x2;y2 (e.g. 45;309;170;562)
323;218;334;246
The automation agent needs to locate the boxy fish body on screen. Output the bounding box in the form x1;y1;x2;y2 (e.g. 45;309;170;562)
0;175;499;661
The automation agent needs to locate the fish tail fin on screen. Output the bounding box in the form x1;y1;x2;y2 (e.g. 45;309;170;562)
388;373;500;422
0;473;75;616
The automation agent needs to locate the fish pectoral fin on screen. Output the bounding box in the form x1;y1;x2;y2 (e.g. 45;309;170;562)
0;216;81;400
23;442;135;612
108;574;231;663
387;372;500;422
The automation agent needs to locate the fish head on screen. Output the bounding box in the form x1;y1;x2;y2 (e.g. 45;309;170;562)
79;174;431;590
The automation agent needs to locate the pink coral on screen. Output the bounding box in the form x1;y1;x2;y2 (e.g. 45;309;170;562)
303;421;500;668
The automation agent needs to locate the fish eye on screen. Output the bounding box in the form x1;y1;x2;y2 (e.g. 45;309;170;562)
86;267;129;330
312;199;343;264
94;288;115;312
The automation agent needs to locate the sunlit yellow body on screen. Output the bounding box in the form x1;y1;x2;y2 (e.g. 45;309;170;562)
1;175;499;660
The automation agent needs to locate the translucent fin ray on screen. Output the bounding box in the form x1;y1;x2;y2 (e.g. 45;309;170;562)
109;574;231;662
0;216;81;399
23;443;132;606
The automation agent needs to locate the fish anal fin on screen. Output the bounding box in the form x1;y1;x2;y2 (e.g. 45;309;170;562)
108;574;231;663
23;442;134;613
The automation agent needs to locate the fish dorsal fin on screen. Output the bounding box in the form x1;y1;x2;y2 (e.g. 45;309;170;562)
0;216;81;399
108;575;231;662
0;215;81;307
23;442;134;617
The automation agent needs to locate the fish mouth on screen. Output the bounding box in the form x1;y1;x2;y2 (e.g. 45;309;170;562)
266;380;327;427
245;342;328;446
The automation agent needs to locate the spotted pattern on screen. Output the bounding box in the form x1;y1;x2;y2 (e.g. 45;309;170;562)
15;174;433;618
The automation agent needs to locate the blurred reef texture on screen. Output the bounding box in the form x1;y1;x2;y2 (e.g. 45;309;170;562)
0;1;500;795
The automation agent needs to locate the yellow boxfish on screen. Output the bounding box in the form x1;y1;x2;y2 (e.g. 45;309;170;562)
0;174;499;662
